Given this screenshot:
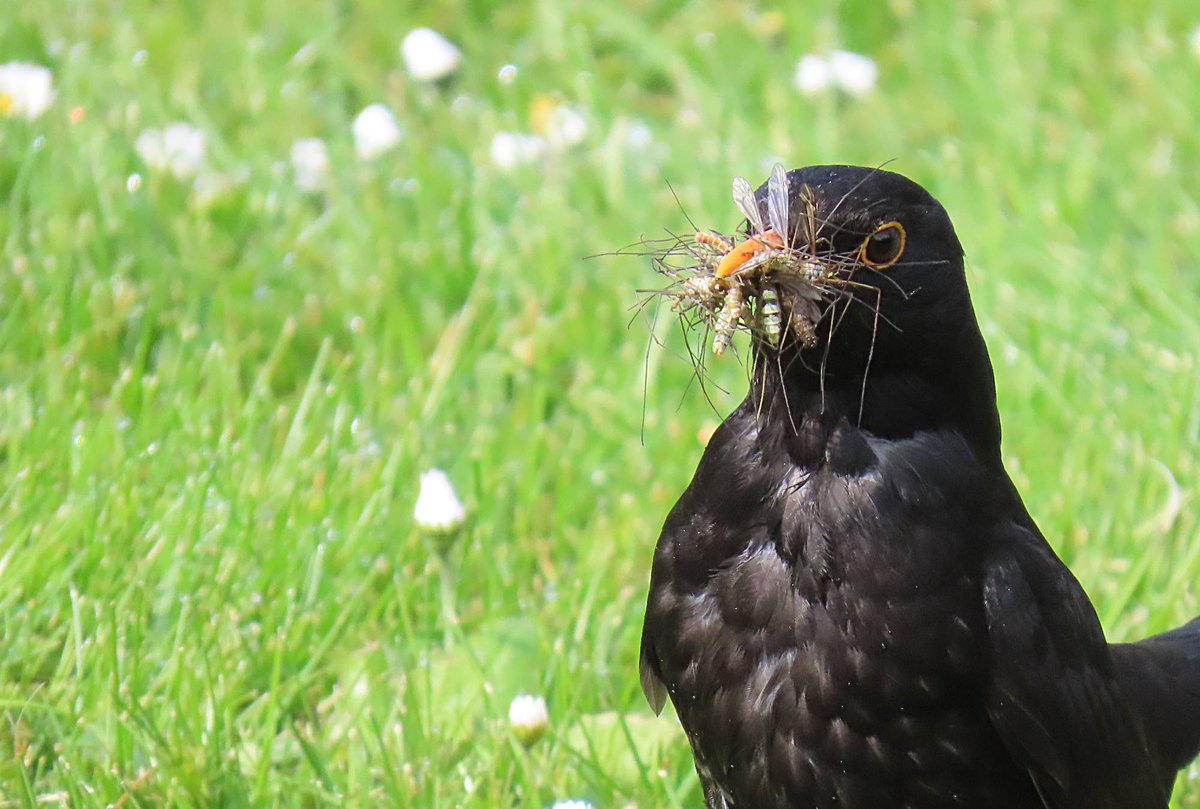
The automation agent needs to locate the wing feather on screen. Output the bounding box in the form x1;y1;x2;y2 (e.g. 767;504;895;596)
983;528;1172;808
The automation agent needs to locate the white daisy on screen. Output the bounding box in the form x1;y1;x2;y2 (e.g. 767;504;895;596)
0;62;55;120
352;104;402;160
793;54;833;97
622;120;654;150
489;131;546;170
290;138;330;191
548;801;594;809
414;468;466;533
545;104;588;148
135;123;206;179
401;28;462;82
828;50;878;97
794;50;877;98
191;169;243;208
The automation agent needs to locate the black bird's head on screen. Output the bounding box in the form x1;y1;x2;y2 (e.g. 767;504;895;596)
746;165;1001;460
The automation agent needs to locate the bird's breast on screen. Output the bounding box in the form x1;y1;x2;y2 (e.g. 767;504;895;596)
646;430;1034;806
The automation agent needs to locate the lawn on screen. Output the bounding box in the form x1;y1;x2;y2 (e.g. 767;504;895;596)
1;0;1198;806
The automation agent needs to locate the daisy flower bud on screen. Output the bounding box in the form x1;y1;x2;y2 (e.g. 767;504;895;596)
508;694;549;747
414;468;466;534
401;28;462;82
352;104;402;161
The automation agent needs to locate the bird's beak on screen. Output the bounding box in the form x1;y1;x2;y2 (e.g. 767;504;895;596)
714;230;787;278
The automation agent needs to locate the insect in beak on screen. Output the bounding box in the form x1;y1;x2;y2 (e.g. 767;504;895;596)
714;229;787;278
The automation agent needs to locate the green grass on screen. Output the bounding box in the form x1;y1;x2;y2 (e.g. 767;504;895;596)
1;0;1198;805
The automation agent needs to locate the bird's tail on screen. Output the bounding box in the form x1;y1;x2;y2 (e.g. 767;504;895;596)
1112;616;1200;774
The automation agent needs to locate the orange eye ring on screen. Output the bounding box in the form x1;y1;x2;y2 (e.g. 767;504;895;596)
859;221;906;270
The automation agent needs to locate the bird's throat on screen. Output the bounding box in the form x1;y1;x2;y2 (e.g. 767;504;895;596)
750;335;1003;468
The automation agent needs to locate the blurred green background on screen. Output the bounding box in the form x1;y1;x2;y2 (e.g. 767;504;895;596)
0;0;1197;806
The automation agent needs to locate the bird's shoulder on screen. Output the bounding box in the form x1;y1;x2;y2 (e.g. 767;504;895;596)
645;407;1019;605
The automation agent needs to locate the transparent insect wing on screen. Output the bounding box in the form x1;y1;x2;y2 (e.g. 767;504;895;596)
767;163;789;240
732;176;766;235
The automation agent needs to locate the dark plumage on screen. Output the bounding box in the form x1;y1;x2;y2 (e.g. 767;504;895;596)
639;165;1200;808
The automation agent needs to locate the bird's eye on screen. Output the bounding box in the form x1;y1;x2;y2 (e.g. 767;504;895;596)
859;221;906;270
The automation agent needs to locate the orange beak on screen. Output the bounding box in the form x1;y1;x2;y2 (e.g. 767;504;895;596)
714;230;786;278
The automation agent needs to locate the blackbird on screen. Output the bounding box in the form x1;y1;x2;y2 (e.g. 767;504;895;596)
639;165;1200;808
